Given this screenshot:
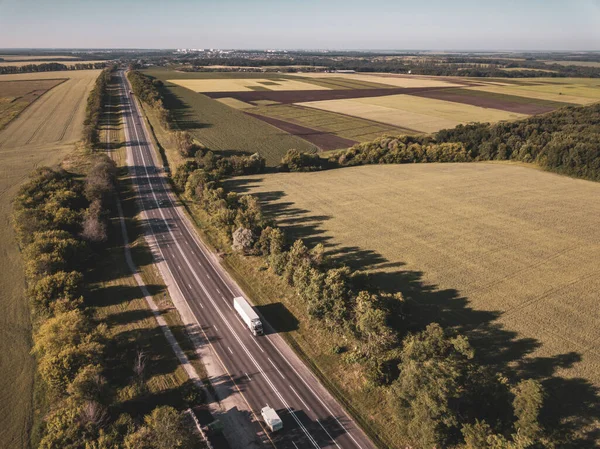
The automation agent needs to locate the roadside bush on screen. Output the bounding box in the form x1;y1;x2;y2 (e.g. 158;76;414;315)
27;270;83;314
280;149;327;172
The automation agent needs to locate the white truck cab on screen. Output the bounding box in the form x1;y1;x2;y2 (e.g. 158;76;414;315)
261;405;283;432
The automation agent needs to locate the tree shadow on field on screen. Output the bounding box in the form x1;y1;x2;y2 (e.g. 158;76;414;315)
157;84;210;131
225;176;600;448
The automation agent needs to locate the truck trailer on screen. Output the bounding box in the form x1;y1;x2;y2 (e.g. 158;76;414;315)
233;296;263;336
261;406;283;432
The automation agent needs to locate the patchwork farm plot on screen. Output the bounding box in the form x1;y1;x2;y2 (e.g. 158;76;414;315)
144;68;600;162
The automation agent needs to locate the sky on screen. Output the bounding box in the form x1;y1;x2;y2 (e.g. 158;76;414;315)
0;0;599;51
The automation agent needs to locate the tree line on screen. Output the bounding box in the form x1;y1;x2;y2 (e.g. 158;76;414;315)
0;62;107;75
173;54;600;78
13;76;201;447
82;68;114;147
279;102;600;182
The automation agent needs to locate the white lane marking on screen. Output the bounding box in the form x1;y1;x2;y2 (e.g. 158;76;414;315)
267;339;364;449
126;75;321;449
228;346;234;355
289;385;311;412
292;442;300;449
188;284;192;289
268;357;286;380
318;419;343;449
207;274;211;279
245;372;252;381
214;325;219;332
199;302;204;309
252;337;266;354
217;288;221;295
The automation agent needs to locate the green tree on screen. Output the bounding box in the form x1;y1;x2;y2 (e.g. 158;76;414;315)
512;379;544;441
392;323;475;448
125;406;197;449
32;310;105;396
354;291;397;357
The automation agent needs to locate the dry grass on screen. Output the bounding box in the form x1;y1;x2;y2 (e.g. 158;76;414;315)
231;162;600;444
0;69;100;449
168;77;330;92
298;93;526;133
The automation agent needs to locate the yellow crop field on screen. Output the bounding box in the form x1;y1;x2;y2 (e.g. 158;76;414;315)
299;93;525;133
0;69;100;449
469;82;600;105
296;72;463;88
238;163;600;397
168;77;330;92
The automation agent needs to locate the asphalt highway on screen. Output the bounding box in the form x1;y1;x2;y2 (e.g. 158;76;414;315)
117;70;377;449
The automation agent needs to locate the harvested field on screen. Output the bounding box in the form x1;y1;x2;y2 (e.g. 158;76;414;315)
0;69;100;449
233;163;600;441
0;70;101;149
298;76;398;90
299;93;526;133
143;69;316;166
168;77;329;92
296;72;465;88
244;111;357;150
469;83;599;105
0;78;65;130
203;86;452;104
252;104;416;141
408;87;575;114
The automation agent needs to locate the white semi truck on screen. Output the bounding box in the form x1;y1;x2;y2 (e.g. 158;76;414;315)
261;405;283;432
233;296;263;336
